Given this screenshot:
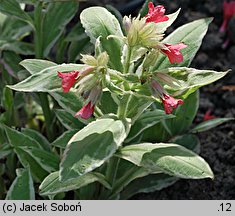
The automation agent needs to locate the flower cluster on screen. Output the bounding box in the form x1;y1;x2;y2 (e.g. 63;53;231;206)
58;2;187;118
58;52;109;119
143;2;186;113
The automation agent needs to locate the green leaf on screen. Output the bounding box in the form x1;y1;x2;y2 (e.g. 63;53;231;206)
80;6;124;71
8;64;84;92
0;0;33;26
139;0;151;17
39;171;111;196
117;143;214;179
1;16;32;40
171;134;200;154
0;39;34;55
4;126;59;182
109;159;151;199
5;168;35;200
191;118;234;133
50;91;82;115
2;87;14;125
153;18;213;70
21;128;51;151
68;38;92;62
122;94;152;123
52;130;78;149
54;109;85;130
126;110;175;143
42;2;79;57
155;9;181;33
60;118;127;181
120;173;177;199
2;51;22;77
65;22;87;42
119;134;200;199
0;143;12;159
20;59;57;75
157;67;228;98
98;91;118;114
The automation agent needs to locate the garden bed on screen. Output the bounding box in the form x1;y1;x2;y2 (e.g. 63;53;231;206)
131;0;235;199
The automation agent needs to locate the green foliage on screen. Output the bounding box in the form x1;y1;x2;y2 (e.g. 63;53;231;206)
39;171;111;196
4;125;59;182
60;118;127;181
0;1;231;200
117;143;214;179
6;168;35;200
191;118;235;133
152;18;213;70
80;7;124;71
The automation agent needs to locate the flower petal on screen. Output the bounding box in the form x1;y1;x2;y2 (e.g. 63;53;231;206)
75;102;95;119
161;43;187;64
145;2;169;23
162;93;184;114
57;71;79;93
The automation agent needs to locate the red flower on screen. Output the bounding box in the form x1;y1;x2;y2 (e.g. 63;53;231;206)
145;2;169;23
161;93;184;114
58;71;79;93
220;1;235;33
75;102;95;119
161;43;187;64
203;109;216;121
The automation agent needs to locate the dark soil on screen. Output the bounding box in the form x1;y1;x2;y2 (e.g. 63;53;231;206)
93;0;235;199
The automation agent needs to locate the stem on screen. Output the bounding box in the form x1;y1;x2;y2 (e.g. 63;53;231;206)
34;2;54;141
117;94;130;119
99;157;120;199
34;2;43;58
117;44;134;119
38;93;54;141
106;157;120;187
124;45;132;74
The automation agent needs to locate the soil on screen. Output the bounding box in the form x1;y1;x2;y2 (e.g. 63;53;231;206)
92;0;235;199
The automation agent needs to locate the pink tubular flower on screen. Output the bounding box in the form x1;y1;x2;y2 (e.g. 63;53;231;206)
203;109;216;121
161;43;187;64
145;2;169;23
58;71;79;93
161;93;184;114
220;1;235;33
75;102;95;119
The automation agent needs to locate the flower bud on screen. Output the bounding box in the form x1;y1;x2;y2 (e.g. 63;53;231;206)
123;16;132;33
81;54;97;66
155;72;181;88
87;85;102;107
97;52;109;66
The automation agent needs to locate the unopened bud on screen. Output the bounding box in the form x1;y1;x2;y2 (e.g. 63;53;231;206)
81;54;97;66
151;79;165;97
156;72;181;88
87;85;102;106
123;16;132;33
97;52;109;66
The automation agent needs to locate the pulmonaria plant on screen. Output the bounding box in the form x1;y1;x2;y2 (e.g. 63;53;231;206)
8;2;229;199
